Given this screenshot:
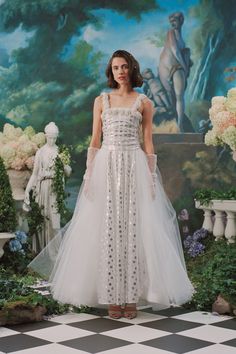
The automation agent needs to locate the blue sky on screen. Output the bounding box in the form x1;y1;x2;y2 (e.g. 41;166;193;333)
78;0;200;74
0;0;200;74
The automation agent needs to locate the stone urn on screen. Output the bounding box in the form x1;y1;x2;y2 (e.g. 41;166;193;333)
7;169;31;201
0;232;15;258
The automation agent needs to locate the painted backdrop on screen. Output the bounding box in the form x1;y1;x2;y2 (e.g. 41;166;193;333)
0;0;235;220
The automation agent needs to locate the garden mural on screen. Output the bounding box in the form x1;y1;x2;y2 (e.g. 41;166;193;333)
0;0;236;319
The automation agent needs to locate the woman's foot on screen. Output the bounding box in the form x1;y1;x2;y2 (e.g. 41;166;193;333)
108;304;122;319
124;303;137;319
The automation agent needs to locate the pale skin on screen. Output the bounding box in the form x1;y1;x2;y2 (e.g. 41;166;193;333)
89;57;154;154
88;56;155;317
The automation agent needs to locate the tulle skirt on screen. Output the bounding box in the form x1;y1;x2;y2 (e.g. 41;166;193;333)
29;145;195;309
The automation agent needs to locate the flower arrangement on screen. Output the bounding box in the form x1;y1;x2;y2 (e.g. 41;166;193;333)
183;228;209;257
0;124;46;170
205;87;236;159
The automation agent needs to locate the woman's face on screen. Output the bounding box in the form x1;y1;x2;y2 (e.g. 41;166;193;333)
111;57;130;86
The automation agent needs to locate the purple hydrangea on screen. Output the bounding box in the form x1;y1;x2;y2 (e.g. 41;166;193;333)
192;228;208;241
183;228;208;257
15;231;28;244
183;235;193;249
187;241;205;257
9;239;22;252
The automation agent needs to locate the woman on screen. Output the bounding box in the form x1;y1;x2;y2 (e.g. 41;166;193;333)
30;50;194;320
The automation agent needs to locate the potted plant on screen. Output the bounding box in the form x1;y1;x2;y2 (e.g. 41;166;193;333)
204;87;236;160
0;156;17;258
0;123;45;200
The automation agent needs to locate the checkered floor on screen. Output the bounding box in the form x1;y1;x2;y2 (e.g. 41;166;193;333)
0;307;236;353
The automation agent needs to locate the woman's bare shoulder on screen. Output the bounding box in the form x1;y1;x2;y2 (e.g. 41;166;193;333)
142;95;153;108
94;94;103;107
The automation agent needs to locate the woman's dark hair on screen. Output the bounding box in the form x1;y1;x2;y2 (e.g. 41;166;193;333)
105;50;143;88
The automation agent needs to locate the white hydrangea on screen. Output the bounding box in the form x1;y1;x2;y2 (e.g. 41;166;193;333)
227;87;236;99
3;123;17;141
0;145;16;168
209;105;226;123
17;141;38;159
24;126;36;138
225;87;236;113
10;157;26;171
31;132;46;147
222;125;236;150
0;132;7;144
15;127;23;138
18;134;30;143
0;123;46;170
211;96;226;106
204;129;222;146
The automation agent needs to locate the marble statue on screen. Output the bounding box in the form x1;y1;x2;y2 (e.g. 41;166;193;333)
23;122;71;252
158;12;193;132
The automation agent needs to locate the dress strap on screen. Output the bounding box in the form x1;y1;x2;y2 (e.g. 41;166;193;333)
101;92;110;111
132;93;147;111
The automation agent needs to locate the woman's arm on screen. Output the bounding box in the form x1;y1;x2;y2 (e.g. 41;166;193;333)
141;98;155;154
89;95;102;148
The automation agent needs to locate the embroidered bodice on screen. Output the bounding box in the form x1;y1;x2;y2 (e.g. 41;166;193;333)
101;92;146;149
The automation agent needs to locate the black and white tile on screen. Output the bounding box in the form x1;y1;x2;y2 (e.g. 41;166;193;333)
0;307;235;354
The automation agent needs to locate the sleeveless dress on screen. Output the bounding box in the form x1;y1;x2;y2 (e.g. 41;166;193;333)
29;92;194;308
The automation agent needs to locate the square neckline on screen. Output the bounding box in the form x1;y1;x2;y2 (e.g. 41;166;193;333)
106;92;141;110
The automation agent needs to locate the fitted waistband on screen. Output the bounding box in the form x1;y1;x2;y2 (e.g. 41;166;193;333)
101;143;141;151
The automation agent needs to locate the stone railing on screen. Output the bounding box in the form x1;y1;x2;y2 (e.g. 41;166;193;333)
195;200;236;244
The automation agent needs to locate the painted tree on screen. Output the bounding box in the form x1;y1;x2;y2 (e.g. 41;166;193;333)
188;0;236;101
0;0;158;149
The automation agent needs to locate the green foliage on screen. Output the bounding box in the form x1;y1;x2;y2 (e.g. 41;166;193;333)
0;157;17;232
52;155;67;215
0;268;91;315
51;145;71;217
185;239;236;311
0;278;69;315
1;239;35;275
26;190;44;238
194;187;236;206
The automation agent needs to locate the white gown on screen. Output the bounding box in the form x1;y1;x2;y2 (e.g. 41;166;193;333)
29;92;195;308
